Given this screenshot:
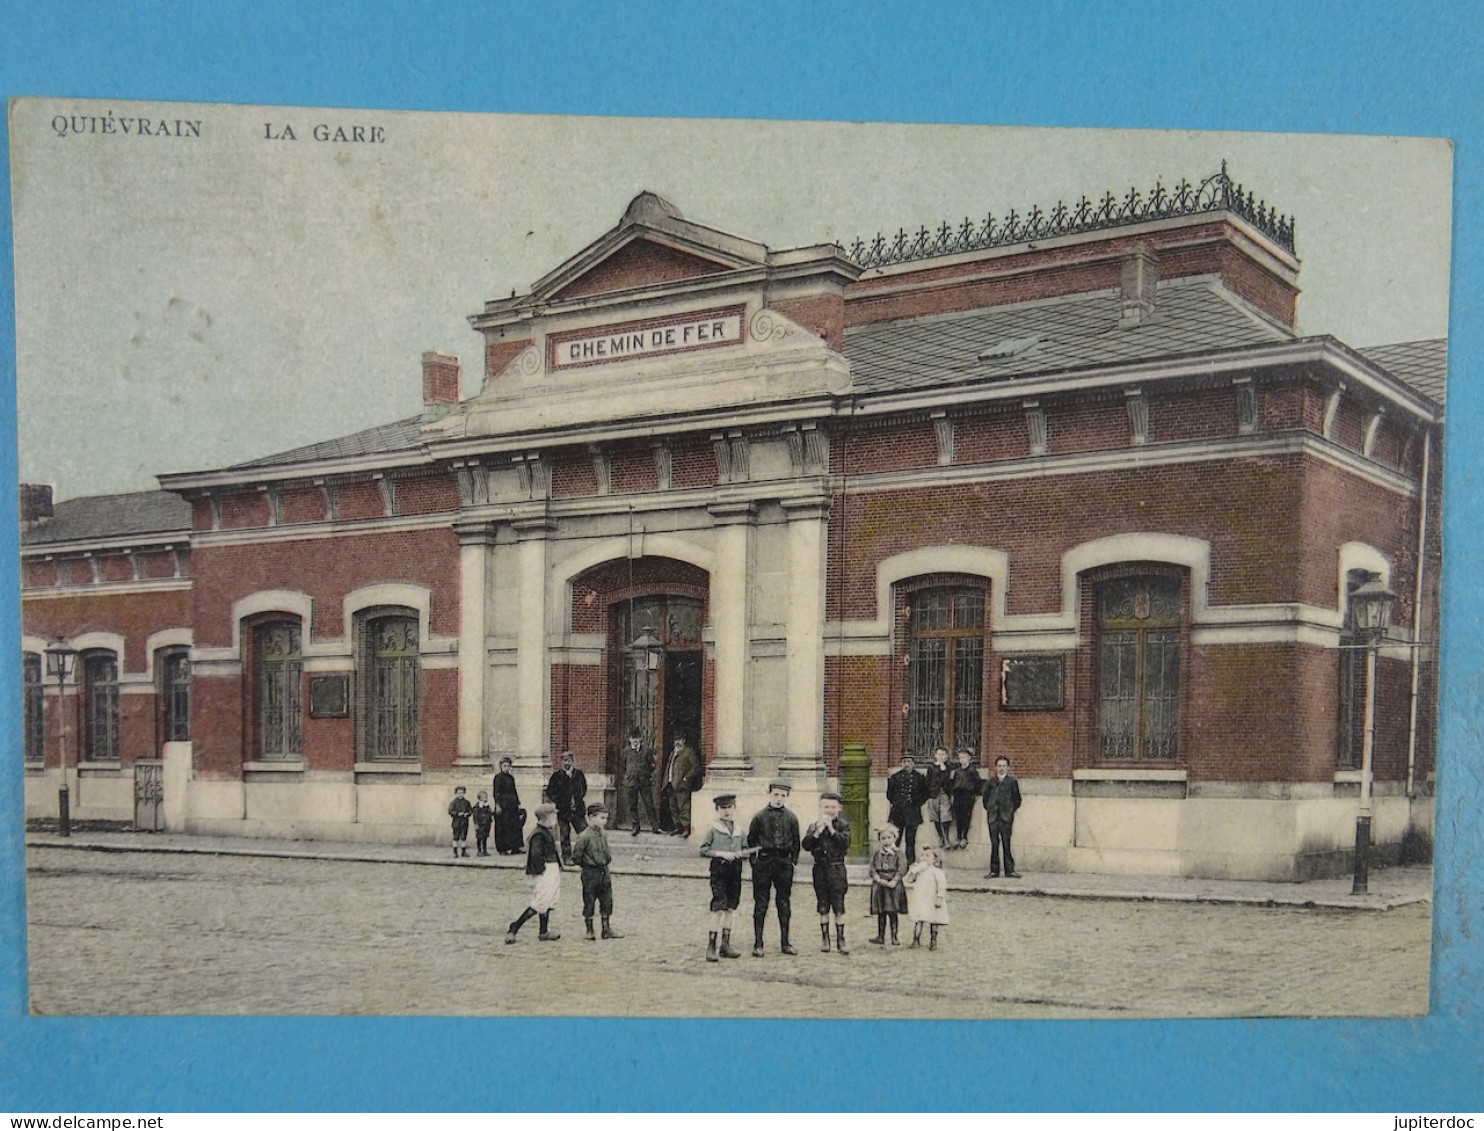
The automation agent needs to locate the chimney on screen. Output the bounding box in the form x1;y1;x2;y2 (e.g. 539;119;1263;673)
19;483;53;531
421;351;461;422
1119;244;1160;328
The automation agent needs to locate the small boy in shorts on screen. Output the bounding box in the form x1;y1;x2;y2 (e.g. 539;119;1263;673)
698;792;749;962
472;790;494;856
801;790;852;955
570;802;623;941
448;785;472;858
505;803;563;943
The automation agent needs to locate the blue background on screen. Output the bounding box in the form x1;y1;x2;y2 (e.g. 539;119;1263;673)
1;0;1480;1112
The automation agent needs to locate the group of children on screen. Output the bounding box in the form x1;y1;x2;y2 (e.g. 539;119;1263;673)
482;779;952;959
446;786;496;857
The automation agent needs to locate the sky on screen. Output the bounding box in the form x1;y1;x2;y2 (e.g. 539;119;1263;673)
9;101;1452;502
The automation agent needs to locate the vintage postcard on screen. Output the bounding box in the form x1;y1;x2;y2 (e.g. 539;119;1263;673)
11;99;1448;1018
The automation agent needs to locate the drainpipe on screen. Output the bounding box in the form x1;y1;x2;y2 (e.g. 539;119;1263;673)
1405;428;1432;798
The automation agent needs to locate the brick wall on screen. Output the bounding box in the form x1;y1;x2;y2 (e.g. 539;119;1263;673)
280;485;327;525
554;240;731;300
771;294;846;351
485;337;533;382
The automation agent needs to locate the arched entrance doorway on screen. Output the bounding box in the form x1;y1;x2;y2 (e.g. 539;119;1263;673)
567;556;711;830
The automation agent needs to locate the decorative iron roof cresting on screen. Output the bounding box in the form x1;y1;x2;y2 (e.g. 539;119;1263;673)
846;163;1295;269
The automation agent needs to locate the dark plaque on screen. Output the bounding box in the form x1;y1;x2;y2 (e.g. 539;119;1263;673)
309;673;350;718
1000;655;1065;711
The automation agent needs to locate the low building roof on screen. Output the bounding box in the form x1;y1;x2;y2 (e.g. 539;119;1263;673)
1358;340;1448;407
225;414;424;471
21;490;191;547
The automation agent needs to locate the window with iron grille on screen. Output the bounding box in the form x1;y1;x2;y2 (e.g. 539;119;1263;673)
83;650;120;762
613;594;703;747
359;611;420;762
1337;570;1372;770
1096;575;1181;761
255;621;302;761
160;648;191;743
904;587;985;756
23;653;43;762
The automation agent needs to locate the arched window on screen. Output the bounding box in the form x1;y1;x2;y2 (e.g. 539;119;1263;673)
358;609;420;762
255;621;302;761
158;647;191;743
904;586;986;755
23;653;43;763
82;650;120;762
1096;574;1182;761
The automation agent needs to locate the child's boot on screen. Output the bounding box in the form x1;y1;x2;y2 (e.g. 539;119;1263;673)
889;915;900;945
911;922;924;948
752;915;766;958
706;932;719;962
453;846;459;858
719;929;741;958
835;923;849;956
601;916;622;939
461;846;469;857
584;917;596;941
929;924;939;951
870;913;886;945
820;921;832;952
537;912;561;941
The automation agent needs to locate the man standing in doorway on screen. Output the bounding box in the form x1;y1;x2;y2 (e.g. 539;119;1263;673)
982;755;1023;878
546;751;588;866
746;778;801;957
666;734;700;838
622;730;659;836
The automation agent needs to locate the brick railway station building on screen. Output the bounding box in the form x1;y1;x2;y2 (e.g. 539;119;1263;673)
20;169;1444;880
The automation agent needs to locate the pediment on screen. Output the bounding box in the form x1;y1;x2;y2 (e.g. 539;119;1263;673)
550;236;743;300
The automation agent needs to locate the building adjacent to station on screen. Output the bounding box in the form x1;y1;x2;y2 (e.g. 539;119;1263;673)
20;168;1445;880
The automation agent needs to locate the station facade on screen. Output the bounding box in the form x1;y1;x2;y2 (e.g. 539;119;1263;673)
21;170;1444;879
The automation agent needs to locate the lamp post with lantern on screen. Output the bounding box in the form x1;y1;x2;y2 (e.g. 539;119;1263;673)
43;638;77;837
1348;576;1395;895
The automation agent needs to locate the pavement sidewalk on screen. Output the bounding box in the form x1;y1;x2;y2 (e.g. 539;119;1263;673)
24;828;1431;911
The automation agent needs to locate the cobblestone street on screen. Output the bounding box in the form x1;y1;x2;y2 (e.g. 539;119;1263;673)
25;846;1430;1019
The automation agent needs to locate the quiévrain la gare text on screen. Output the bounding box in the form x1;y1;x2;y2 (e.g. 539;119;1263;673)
264;122;386;143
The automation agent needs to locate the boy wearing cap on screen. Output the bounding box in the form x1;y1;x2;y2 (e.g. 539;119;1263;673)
448;786;472;858
698;793;748;962
802;791;853;955
505;803;564;943
570;803;623;941
745;778;801;957
471;790;494;856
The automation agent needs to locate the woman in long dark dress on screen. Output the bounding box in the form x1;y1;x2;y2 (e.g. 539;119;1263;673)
492;757;525;855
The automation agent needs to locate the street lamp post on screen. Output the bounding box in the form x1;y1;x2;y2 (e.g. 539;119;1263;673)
1349;577;1395;895
43;638;78;838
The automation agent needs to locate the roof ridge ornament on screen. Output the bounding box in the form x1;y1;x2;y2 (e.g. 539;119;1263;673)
846;164;1296;268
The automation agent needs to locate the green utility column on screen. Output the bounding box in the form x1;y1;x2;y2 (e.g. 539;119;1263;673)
839;742;872;860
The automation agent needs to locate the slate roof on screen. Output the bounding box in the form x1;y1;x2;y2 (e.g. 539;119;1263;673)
844;278;1293;392
1358;339;1448;407
226;414;425;471
22;490;191;547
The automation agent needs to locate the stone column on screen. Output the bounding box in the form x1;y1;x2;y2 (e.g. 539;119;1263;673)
512;518;553;771
454;520;495;766
779;492;830;783
707;500;755;774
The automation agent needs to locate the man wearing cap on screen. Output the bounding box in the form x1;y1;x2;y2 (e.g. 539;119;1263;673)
745;778;801;957
886;753;929;863
665;734;700;838
802;791;853;955
545;751;588;865
622;730;659;836
569;802;623;941
698;793;747;962
505;802;564;943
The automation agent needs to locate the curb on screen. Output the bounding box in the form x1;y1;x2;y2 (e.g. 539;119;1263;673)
25;836;1429;911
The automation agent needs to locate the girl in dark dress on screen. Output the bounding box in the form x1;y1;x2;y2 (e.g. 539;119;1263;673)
492;757;525;855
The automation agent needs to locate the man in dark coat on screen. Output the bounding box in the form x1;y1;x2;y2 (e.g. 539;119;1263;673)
622;731;659;835
746;778;801;957
886;753;929;863
545;751;588;864
982;754;1024;878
